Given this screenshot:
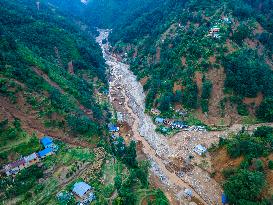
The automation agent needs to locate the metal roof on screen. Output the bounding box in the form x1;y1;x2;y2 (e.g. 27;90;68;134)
41;136;53;147
24;153;39;162
72;182;91;198
193;144;207;155
38;148;53;157
6;158;26;169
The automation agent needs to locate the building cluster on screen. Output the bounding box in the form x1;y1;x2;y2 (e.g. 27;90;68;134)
154;117;206;132
207;17;232;39
108;123;125;151
57;181;96;205
4;136;57;176
208;26;221;38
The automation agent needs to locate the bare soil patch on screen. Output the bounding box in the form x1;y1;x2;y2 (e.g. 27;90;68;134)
211;148;243;183
209;56;216;64
195;71;203;97
243;92;263;106
0;95;93;148
253;22;264;35
68;61;74;74
156;47;161;63
140;77;149;86
181;56;187;66
173;82;183;93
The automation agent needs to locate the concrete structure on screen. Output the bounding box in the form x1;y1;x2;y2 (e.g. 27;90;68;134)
222;194;228;204
4;136;57;176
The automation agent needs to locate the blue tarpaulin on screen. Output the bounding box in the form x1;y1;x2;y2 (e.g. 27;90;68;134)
222;194;228;204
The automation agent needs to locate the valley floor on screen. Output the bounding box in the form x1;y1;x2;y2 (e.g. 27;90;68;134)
96;29;273;205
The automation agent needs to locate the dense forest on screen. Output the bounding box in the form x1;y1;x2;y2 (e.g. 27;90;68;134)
215;126;273;204
87;0;273;123
1;0;107;140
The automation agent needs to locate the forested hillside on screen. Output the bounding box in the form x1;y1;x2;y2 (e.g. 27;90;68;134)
0;1;170;204
87;0;273;126
0;0;108;158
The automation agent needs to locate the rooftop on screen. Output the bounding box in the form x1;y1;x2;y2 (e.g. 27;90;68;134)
108;123;119;132
41;136;53;147
193;144;207;155
6;158;26;169
72;182;92;198
24;153;39;162
38;147;53;157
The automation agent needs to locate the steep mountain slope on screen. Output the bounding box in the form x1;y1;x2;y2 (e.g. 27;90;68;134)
0;1;170;205
87;0;273;126
0;0;108;157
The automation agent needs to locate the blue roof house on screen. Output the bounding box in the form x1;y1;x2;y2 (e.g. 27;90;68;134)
108;123;119;132
41;136;53;148
38;147;54;158
72;182;92;199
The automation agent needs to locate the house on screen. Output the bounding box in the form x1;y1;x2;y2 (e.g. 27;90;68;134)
193;144;207;156
213;33;221;38
171;121;187;129
41;136;53;148
108;123;119;132
4;158;26;176
24;153;39;166
211;27;220;32
72;182;93;199
38;147;54;158
155;117;164;124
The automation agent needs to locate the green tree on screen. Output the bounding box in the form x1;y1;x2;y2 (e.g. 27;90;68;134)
136;161;150;187
268;160;273;170
256;98;273;122
124;141;138;168
13;118;21;131
224;169;265;204
114;175;123;190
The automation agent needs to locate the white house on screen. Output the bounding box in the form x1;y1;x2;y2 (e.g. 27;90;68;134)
193;144;207;156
